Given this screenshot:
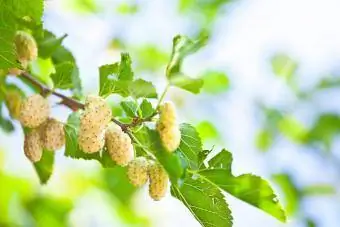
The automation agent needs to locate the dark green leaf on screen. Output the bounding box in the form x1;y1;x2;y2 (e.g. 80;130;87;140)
201;71;229;94
121;100;138;117
51;62;79;89
207;149;232;174
129;79;158;98
139;99;154;118
171;176;233;227
33;149;54;184
176;123;202;169
36;30;66;59
64;112;101;160
169;74;203;94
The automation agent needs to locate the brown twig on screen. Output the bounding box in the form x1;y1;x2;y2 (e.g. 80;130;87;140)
19;71;157;131
20;71;85;111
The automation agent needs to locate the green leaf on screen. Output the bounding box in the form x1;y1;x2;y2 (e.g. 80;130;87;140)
272;173;300;216
121;100;138;117
169;74;203;94
119;53;134;81
301;184;335;196
26;196;73;227
306;114;340;152
0;102;14;133
51;62;79;89
133;127;184;184
139;99;154;118
197;150;286;222
166;35;208;78
64;112;101;160
171;176;233;227
255;129;273;152
129;79;158;98
134;45;168;71
36;30;67;59
103;166;137;203
0;0;44;69
201;71;230;94
33;149;54;184
278;116;308;143
176;123;202;169
271;53;298;81
196;121;219;141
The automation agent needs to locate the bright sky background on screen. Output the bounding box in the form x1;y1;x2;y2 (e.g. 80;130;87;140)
2;0;340;226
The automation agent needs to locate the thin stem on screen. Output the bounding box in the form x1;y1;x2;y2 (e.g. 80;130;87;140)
127;131;156;160
156;83;170;110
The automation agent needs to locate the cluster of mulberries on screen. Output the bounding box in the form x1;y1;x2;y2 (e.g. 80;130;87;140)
14;31;38;68
156;102;181;152
78;95;112;153
126;157;169;201
19;94;65;162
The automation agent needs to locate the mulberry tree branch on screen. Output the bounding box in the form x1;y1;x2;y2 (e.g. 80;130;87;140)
19;71;156;130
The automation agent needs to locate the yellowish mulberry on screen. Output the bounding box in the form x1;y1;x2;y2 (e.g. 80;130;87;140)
156;102;181;152
19;94;50;128
127;157;149;187
105;123;134;166
40;118;65;150
24;129;43;163
78;129;105;153
148;162;168;201
5;90;22;119
14;31;38;67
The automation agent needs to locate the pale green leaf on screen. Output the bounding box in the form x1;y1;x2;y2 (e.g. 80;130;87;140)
201;71;229;94
169;74;203;94
129;79;157;98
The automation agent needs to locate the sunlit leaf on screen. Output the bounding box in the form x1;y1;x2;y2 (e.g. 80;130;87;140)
129;79;157;98
33;149;55;184
201;71;229;94
196;121;219;142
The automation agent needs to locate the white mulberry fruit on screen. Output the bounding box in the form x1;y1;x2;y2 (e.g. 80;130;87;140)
5;90;22;119
40;118;65;150
14;31;38;67
148;162;168;201
156;102;181;152
78;129;105;153
78;95;111;153
24;129;43;163
19;94;50;128
127;157;149;187
105;123;134;166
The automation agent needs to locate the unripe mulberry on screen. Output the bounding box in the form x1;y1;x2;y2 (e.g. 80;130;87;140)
148;162;168;201
19;94;50;128
127;157;149;187
40;118;65;150
24;129;43;163
156;102;181;152
5;90;22;119
14;31;38;66
105;123;134;166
